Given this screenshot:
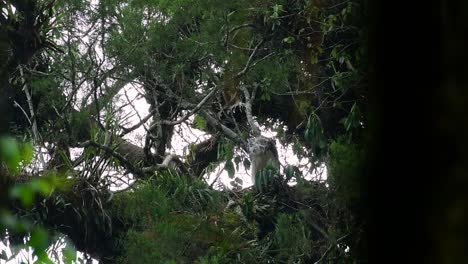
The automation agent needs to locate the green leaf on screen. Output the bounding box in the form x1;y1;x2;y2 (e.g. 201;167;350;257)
234;156;241;170
255;166;276;191
10;185;34;207
319;139;327;149
234;177;243;185
35;250;54;264
0;137;21;172
28;228;49;252
30;179;53;196
227;10;236;17
62;243;77;264
341;102;361;131
282;36;295;44
276;126;285;139
304;127;312;142
20;142;34;165
271;4;284;19
225;160;235;179
0;250;7;260
219;142;234;160
284;165;300;182
243;158;251;170
194;114;207;130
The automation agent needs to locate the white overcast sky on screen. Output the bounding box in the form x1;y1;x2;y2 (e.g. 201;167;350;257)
113;84;327;188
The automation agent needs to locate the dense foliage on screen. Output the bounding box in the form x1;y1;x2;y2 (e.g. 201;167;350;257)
111;172;359;263
0;0;368;263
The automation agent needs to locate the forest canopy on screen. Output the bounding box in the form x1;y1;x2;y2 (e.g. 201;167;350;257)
0;0;368;263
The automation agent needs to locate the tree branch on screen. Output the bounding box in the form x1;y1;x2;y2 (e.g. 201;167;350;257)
120;108;158;136
186;134;221;177
236;38;266;78
229;23;256;33
80;140;145;178
200;110;246;149
141;154;188;175
240;85;261;137
148;85;218;129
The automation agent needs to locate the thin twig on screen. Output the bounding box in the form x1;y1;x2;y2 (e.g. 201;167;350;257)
209;163;226;188
229;23;255;33
19;65;47;169
200;110;246;148
120;108;158;136
236;38;266;77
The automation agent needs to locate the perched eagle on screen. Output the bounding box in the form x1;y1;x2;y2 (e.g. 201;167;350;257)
247;136;280;185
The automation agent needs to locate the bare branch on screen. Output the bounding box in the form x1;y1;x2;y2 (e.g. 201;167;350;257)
236;38;266;78
80;140;145;178
13;100;32;125
19;65;47;168
248;52;275;70
120;108;157;136
200;110;246;149
240;85;261;136
141;154;183;173
148;85;219;129
229;23;255;33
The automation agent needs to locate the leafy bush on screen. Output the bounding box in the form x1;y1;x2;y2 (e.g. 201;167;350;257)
113;173;259;263
112;171;360;263
328;137;364;207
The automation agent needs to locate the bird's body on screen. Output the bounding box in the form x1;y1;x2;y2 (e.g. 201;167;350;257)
247;136;280;185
